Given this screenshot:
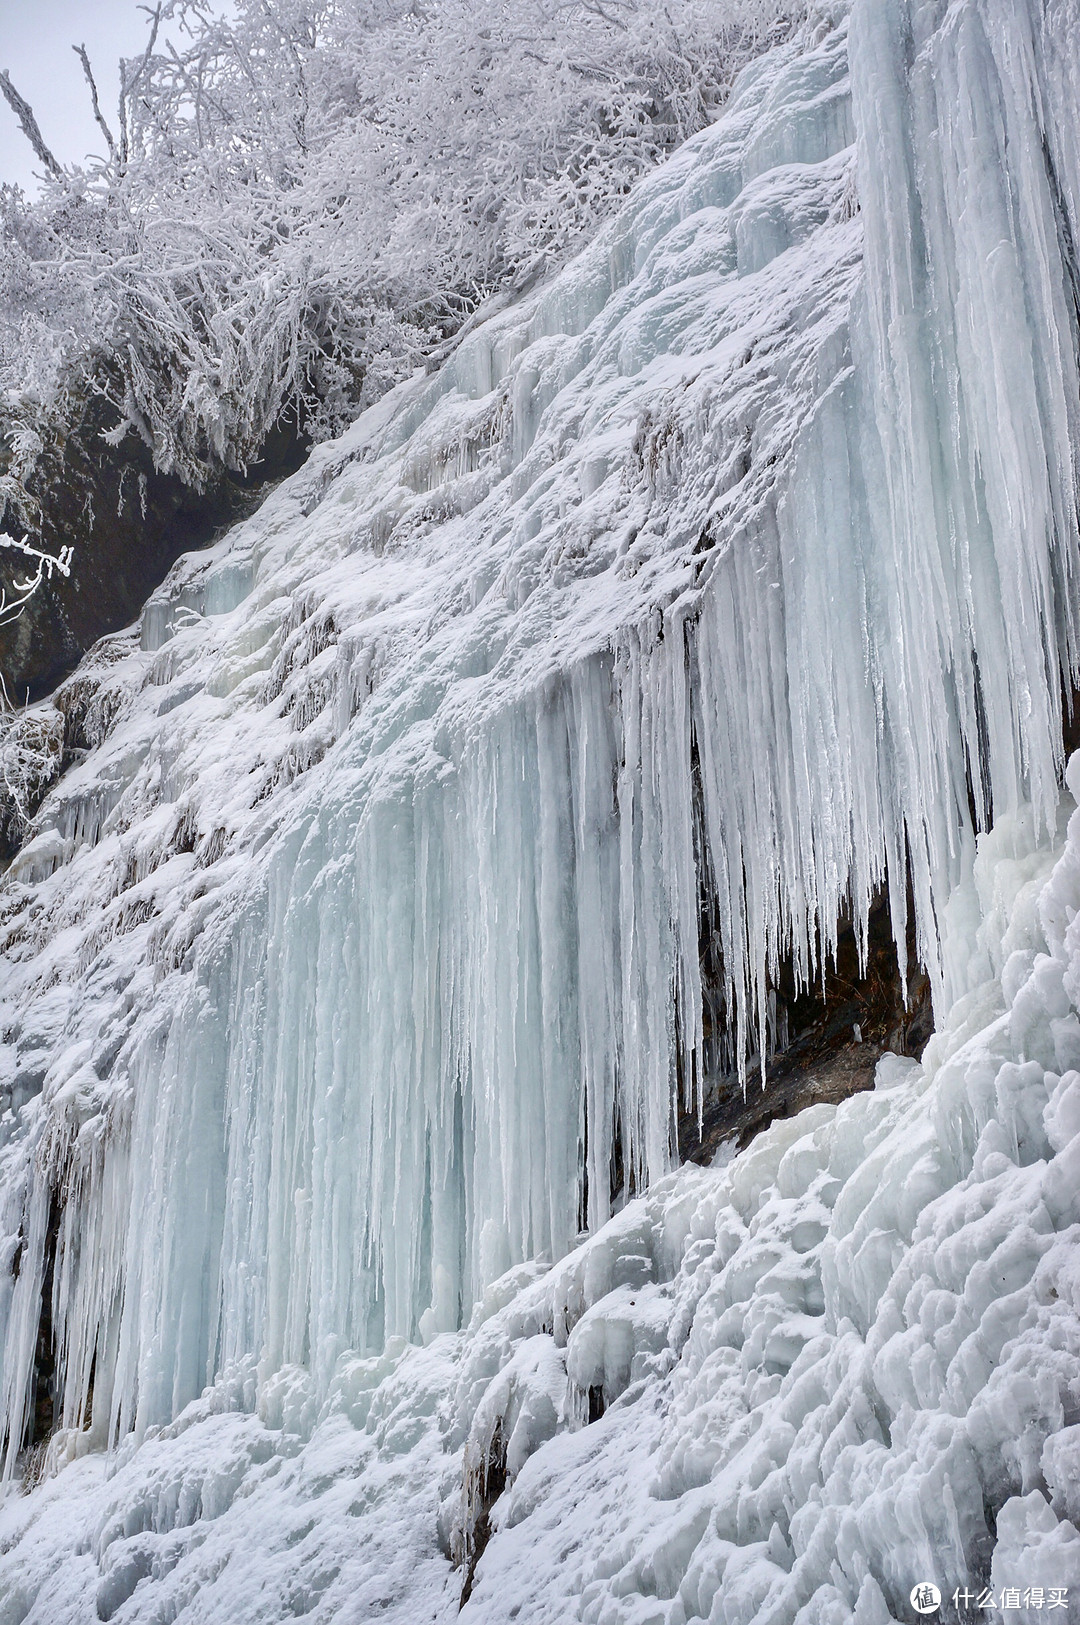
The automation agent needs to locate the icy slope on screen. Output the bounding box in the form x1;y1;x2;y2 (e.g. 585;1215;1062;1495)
0;5;866;1457
0;0;1077;1597
2;776;1080;1623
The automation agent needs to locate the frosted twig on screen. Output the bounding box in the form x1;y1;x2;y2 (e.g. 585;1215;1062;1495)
0;534;74;627
0;70;64;181
74;45;119;164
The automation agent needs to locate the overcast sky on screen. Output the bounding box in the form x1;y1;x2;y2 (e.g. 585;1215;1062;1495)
0;1;161;191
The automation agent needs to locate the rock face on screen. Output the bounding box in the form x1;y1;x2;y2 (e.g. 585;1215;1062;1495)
0;393;306;700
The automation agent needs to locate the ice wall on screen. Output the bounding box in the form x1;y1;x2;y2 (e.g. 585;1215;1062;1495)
852;0;1080;996
2;765;1079;1624
0;0;1077;1482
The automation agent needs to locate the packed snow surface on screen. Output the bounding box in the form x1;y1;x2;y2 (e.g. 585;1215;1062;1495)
1;0;1080;1617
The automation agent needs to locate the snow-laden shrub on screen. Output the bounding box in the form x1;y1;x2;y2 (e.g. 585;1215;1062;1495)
0;0;802;492
0;699;63;851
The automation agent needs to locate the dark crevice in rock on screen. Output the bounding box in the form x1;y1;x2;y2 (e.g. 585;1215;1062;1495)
459;1422;508;1609
29;1194;61;1452
1060;680;1080;761
681;886;933;1164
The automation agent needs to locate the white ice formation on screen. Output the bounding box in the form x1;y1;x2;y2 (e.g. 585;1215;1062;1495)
4;786;1080;1624
2;0;1080;1618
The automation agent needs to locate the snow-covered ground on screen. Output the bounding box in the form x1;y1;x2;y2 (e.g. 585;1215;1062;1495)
1;0;1080;1617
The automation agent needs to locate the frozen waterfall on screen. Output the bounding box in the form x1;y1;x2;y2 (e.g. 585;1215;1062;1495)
0;3;1079;1616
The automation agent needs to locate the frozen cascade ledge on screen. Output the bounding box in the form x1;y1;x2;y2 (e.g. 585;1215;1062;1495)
2;772;1080;1621
0;0;1079;1613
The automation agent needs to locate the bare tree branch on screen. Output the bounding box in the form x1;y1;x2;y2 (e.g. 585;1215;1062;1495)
0;70;64;181
74;45;118;164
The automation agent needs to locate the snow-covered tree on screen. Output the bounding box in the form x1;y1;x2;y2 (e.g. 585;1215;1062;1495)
0;0;801;496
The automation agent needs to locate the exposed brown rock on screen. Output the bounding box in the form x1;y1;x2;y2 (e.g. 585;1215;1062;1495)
682;889;933;1164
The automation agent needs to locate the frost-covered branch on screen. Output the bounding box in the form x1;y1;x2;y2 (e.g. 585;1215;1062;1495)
73;46;119;165
0;71;64;181
118;3;164;166
0;533;73;626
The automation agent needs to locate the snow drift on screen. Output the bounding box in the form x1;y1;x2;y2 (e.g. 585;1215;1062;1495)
1;0;1080;1617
